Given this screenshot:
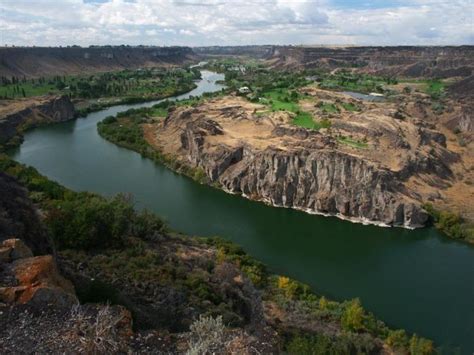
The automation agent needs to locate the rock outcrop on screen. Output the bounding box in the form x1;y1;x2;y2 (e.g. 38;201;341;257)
0;95;75;144
183;132;429;228
0;239;77;307
148;95;468;228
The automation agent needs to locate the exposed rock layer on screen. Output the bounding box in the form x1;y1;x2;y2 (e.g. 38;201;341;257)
0;95;75;144
0;239;77;307
0;46;196;78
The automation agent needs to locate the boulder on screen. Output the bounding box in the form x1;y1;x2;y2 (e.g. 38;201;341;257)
1;238;33;261
10;255;78;307
0;240;78;308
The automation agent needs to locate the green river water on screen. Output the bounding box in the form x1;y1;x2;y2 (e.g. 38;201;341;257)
8;70;474;353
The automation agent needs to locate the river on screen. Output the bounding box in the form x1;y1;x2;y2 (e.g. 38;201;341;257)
8;70;474;353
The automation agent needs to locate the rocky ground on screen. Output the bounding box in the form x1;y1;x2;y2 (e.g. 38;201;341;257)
143;84;472;230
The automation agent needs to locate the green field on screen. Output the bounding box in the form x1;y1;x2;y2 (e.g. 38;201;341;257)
425;80;445;98
0;82;60;98
261;89;324;130
292;112;317;129
263;90;300;111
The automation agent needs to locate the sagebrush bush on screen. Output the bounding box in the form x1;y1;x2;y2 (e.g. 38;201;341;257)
187;315;226;355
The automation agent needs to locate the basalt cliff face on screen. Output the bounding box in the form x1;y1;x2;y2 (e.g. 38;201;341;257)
202;144;427;227
266;46;474;78
0;46;196;79
146;94;466;228
0;95;75;144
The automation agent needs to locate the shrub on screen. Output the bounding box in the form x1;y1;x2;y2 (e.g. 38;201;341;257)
277;276;300;299
76;279;121;305
320;118;332;129
423;203;467;240
187;315;225;355
341;298;365;331
286;334;334;355
386;329;408;348
102;115;117;124
131;209;165;239
286;333;377;355
319;296;328;310
46;194;134;250
69;304;125;354
409;334;434;355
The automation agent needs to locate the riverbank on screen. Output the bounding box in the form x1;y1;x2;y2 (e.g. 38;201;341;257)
0;153;434;353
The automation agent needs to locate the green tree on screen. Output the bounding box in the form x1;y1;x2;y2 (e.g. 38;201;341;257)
341;298;365;331
409;334;434;355
46;194;134;250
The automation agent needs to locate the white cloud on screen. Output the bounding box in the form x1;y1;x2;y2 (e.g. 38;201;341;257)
0;0;471;46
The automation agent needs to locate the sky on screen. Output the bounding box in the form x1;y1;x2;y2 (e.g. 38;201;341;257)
0;0;472;46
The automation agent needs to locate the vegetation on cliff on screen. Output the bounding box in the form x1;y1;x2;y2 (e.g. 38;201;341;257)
423;203;474;243
97;102;210;184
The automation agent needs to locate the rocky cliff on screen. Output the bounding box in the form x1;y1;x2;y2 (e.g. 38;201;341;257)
262;46;474;78
146;94;467;229
0;95;75;145
0;46;196;79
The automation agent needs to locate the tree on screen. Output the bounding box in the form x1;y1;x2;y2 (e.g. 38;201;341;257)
341;298;365;331
409;334;433;355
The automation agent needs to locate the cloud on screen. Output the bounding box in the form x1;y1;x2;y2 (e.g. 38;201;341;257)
0;0;471;46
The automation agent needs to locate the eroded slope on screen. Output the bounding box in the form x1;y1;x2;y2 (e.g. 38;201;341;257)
143;91;468;228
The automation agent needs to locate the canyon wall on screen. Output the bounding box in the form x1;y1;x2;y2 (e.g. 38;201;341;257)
267;46;474;78
0;46;196;78
196;45;474;78
179;121;428;228
0;95;75;144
